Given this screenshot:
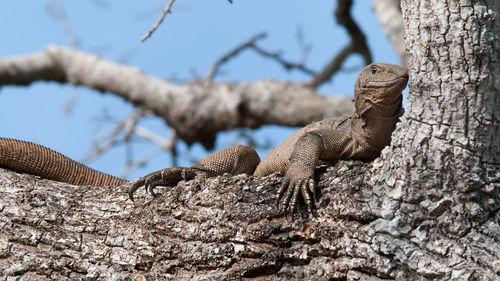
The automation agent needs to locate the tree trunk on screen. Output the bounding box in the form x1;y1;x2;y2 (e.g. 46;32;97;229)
0;1;499;280
368;0;500;278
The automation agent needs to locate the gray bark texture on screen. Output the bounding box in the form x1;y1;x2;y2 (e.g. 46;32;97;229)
0;0;499;280
368;0;500;279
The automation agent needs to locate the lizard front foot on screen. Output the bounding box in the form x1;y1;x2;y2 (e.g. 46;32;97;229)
276;167;316;214
128;167;199;201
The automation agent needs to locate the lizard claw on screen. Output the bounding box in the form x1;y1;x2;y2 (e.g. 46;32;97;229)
128;178;145;201
128;167;197;201
277;175;316;215
289;179;302;213
276;177;289;208
128;177;161;201
145;180;159;197
302;179;315;213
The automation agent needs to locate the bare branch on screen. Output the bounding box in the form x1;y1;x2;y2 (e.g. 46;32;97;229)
140;0;176;42
204;33;267;81
45;0;80;49
45;0;82;114
83;109;180;177
118;128;176;177
169;133;178;167
0;45;354;149
295;25;312;65
205;33;317;81
82;110;146;163
305;0;372;89
120;146;165;177
251;45;317;76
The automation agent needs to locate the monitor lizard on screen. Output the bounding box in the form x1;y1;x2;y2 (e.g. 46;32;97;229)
0;63;408;213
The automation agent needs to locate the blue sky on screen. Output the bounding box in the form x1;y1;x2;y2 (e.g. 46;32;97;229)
0;0;402;180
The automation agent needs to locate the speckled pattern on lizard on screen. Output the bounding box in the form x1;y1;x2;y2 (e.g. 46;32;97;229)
0;63;408;213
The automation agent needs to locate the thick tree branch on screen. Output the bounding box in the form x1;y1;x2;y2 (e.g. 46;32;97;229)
0;45;354;149
305;0;372;89
1;160;497;279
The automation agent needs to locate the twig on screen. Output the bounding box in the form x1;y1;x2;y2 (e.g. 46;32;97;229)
295;25;312;65
83;108;179;177
305;0;372;89
169;134;178;167
45;0;82;114
251;45;316;76
204;33;267;81
120;146;165;177
45;0;80;49
119;129;177;177
82;110;146;163
205;32;316;81
140;0;176;42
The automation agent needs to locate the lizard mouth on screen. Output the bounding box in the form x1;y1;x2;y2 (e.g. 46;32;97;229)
365;75;409;88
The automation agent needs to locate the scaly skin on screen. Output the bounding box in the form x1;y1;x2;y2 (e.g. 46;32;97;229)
0;138;126;186
270;63;408;212
0;63;408;214
0;139;258;194
127;145;260;199
131;63;409;212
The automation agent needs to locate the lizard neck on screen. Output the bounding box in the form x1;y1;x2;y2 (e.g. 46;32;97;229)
352;95;403;153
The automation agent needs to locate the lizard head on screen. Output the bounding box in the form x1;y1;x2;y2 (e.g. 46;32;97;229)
354;63;409;114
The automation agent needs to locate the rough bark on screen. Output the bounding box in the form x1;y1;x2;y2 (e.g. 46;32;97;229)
371;0;499;211
0;1;499;280
1;159;498;280
368;0;500;278
0;46;354;149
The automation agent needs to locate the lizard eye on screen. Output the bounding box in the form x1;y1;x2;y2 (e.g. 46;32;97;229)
370;66;377;74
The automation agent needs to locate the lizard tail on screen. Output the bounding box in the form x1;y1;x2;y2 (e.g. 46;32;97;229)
0;138;127;186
